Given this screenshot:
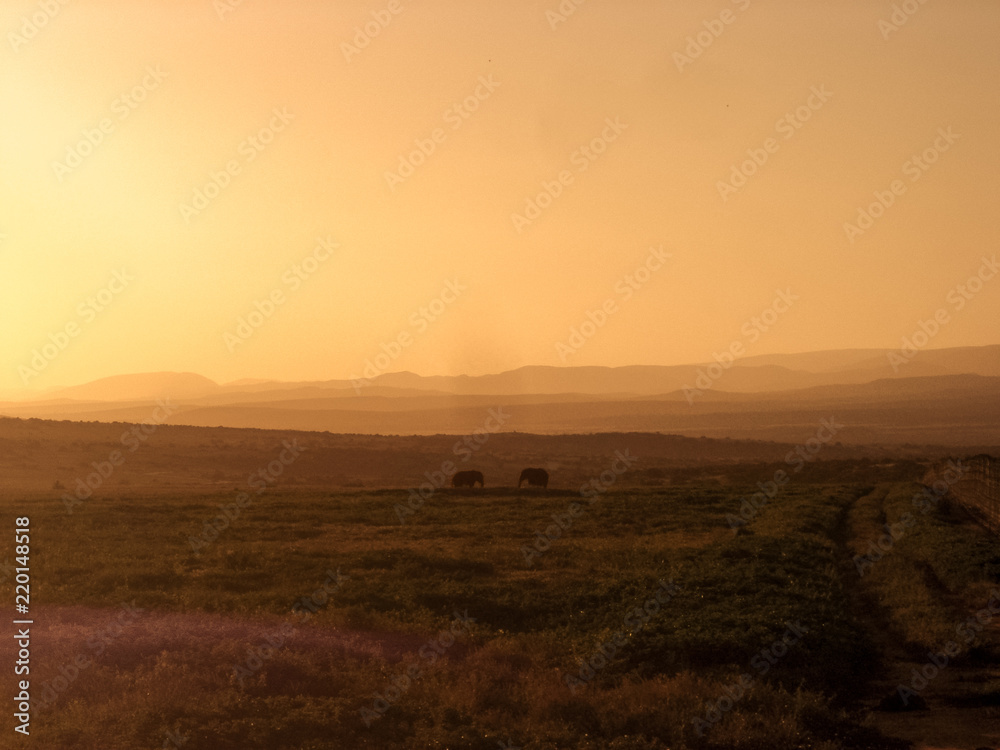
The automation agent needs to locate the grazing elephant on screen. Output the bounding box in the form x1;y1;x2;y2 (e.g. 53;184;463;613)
518;468;548;488
452;470;484;488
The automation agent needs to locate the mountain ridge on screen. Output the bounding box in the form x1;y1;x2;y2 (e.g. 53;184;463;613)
9;344;998;402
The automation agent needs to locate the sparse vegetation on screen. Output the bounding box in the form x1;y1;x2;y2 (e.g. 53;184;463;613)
6;466;996;750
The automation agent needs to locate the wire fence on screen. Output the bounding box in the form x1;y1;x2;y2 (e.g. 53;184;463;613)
927;454;1000;537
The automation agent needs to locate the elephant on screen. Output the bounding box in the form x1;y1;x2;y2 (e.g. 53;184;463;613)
452;470;484;488
518;468;548;488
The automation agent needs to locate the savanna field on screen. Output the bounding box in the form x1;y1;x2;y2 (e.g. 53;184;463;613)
2;462;999;750
6;0;1000;747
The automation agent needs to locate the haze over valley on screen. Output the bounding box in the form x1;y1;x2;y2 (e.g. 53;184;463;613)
4;344;998;445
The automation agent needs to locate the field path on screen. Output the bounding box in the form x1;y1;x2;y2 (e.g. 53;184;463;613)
834;486;1000;750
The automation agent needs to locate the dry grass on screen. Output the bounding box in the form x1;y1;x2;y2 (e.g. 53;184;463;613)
5;478;992;748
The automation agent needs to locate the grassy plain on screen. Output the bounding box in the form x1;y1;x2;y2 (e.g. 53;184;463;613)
2;468;998;749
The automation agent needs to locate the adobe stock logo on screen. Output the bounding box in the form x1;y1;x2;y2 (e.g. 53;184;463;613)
673;0;752;72
887;255;998;372
716;86;832;202
510;117;627;233
7;0;71;53
52;66;168;183
224;237;339;353
19;269;134;385
555;246;671;361
878;0;930;40
683;288;797;403
214;0;247;21
341;0;405;63
545;0;587;30
351;279;466;392
179;108;294;223
843;127;959;244
384;75;500;192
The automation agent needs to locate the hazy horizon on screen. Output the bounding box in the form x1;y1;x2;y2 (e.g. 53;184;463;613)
3;0;999;394
3;341;998;397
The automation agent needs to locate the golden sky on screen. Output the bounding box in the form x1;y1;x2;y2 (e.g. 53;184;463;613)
2;0;998;391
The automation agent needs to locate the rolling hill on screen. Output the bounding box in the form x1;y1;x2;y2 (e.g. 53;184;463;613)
2;345;997;444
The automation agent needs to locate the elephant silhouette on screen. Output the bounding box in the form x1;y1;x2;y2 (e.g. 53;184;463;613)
452;470;484;488
518;468;548;488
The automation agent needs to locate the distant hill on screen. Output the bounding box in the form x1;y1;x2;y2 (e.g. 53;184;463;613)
24;372;220;402
8;345;999;402
1;345;997;445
